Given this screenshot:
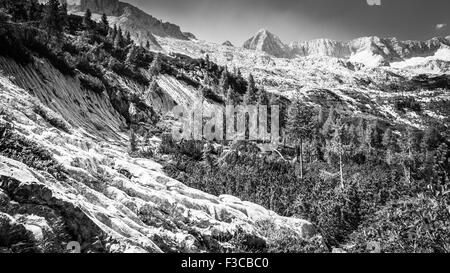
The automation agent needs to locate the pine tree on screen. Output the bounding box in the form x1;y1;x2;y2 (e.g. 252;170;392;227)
257;86;269;106
111;24;118;41
41;0;63;37
149;53;161;77
101;13;109;29
286;98;315;180
202;142;216;168
58;1;68;30
329;120;347;188
226;87;238;105
129;128;137;154
398;129;414;184
83;8;92;30
114;27;124;48
322;106;336;138
28;0;42;21
220;68;230;95
205;54;210;69
312;106;326;161
125;31;132;45
317;107;325;126
9;0;28;22
421;126;441;151
382;128;397;165
244;73;258;104
431;142;449;193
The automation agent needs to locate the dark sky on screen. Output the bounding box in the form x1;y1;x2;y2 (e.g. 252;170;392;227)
127;0;450;44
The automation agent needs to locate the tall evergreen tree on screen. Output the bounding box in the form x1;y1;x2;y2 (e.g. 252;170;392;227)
322;106;336;137
111;24;118;40
398;129;414;184
286;98;315;180
125;31;132;45
244;73;258;104
9;0;28;22
101;13;108;29
219;68;230;95
149;53;161;77
58;1;68;29
83;8;92;29
257;86;269;106
329;120;347;188
226;87;238;105
382;128;397;165
114;27;124;48
41;0;63;37
205;54;210;69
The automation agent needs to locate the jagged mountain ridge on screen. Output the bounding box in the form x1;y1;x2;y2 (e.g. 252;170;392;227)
66;1;449;68
243;29;450;66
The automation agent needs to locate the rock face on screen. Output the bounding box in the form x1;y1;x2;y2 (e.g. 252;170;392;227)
243;29;291;58
69;0;195;46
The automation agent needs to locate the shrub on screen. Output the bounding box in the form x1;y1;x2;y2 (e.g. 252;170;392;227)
255;219;327;253
108;59;149;86
0;122;67;180
79;74;105;94
202;88;224;104
0;25;33;64
32;103;71;134
349;195;450;253
393;97;422;113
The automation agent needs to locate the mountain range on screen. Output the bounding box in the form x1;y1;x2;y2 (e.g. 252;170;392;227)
65;0;450;69
244;29;450;67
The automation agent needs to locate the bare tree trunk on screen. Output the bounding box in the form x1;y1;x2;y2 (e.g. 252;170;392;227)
403;163;411;184
300;138;303;180
269;188;275;211
340;154;344;188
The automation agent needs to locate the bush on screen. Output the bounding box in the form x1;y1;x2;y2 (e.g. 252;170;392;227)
0;123;67;180
202;88;224;104
163;149;302;215
159;134;204;160
32;104;71;134
255;219;327;253
349;195;450;253
393;97;422;113
0;25;33;64
108;59;149;86
79;74;105;94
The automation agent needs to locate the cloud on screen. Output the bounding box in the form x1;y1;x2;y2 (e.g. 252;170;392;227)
436;23;448;30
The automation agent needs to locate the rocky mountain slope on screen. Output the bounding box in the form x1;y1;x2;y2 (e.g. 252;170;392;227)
67;0;194;48
158;35;450;133
0;29;319;253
